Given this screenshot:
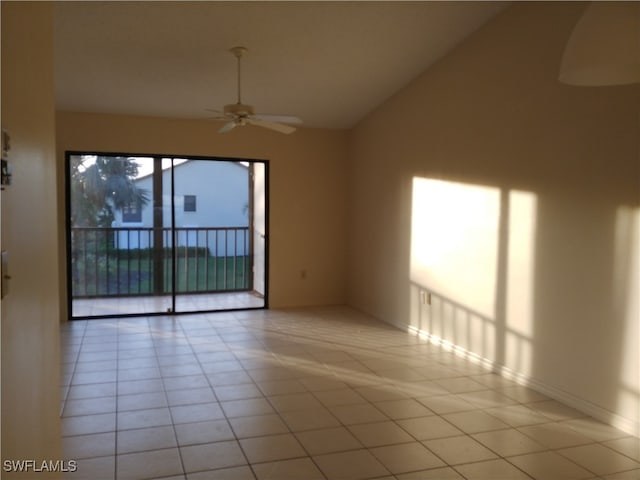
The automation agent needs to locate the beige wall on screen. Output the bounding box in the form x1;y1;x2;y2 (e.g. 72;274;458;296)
1;3;62;477
348;2;639;434
56;112;349;314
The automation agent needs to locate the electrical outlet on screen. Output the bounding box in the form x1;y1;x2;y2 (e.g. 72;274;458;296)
420;290;432;305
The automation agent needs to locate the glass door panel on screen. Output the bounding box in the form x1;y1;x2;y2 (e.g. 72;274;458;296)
68;154;172;317
173;159;265;312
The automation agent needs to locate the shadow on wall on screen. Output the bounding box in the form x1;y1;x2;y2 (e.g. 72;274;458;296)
407;176;639;435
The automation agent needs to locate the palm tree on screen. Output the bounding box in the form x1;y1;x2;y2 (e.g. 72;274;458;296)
71;155;149;227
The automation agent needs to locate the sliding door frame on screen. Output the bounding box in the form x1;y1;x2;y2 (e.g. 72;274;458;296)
65;150;269;319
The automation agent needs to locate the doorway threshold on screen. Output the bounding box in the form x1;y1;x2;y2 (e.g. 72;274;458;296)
71;291;264;319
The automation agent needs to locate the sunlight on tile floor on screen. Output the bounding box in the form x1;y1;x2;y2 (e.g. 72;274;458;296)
60;306;640;480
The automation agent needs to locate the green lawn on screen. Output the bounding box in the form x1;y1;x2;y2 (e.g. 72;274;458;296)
72;252;251;297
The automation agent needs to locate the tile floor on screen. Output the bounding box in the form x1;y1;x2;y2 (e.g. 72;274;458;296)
60;306;640;480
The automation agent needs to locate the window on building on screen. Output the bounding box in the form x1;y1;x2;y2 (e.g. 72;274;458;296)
122;200;142;222
184;195;196;212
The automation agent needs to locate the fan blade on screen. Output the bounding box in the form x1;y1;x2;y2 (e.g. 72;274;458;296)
218;121;237;133
247;118;296;134
206;108;230;120
252;114;303;125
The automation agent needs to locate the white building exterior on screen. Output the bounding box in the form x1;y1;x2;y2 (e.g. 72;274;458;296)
113;160;250;256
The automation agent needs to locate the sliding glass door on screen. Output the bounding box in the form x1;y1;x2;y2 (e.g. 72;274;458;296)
67;152;267;319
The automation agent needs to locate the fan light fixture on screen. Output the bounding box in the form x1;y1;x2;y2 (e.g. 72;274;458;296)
208;47;303;134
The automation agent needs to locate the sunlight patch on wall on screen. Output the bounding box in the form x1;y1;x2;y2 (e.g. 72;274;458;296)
614;205;640;433
410;177;500;319
505;190;537;375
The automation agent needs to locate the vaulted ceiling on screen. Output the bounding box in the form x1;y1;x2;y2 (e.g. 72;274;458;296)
54;1;508;129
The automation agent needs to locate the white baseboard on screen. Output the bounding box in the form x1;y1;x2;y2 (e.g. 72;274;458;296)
406;324;639;438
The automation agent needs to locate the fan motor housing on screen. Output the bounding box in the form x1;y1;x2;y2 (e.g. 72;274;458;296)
224;103;254;117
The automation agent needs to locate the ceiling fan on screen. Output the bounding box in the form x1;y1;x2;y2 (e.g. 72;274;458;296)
208;46;303;134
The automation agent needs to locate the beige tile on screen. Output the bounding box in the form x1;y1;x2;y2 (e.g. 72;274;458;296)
62;413;116;437
458;389;518;409
396;467;464;479
63;396;117;417
267;392;323;412
117;425;177;454
373;398;433;420
118;366;161;382
354;385;409;402
295;426;362;455
443;410;510;434
394;379;449;398
558;444;640;477
67;382;117;400
256;379;307;396
180;441;247;473
329;403;388;425
163;374;210;391
313;449;390;480
396;415;463;441
484;404;550;427
252;457;325;480
117;391;167;412
280;406;341;431
239;433;306;463
313;388;366;407
454;458;532;479
497;385;550;403
117;407;172;431
62;432;115;460
248;366;297;382
170;402;225;424
174;419;235;446
117;447;183;480
208;371;255;387
228;414;289;439
604;437;640;462
299;375;348;392
602;470;640;480
417;394;476;414
562;418;630;442
434;377;487;393
200;360;244;374
375;367;427;382
118;378;164;395
161;363;204;378
518;421;594;449
65;456;115;480
221;398;275;418
348;421;414;447
471;373;516;389
528;399;586;421
424;435;497;465
370;441;446;474
165;387;217;406
187;465;255;479
214;383;263;401
472;428;546;457
509;451;594;480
